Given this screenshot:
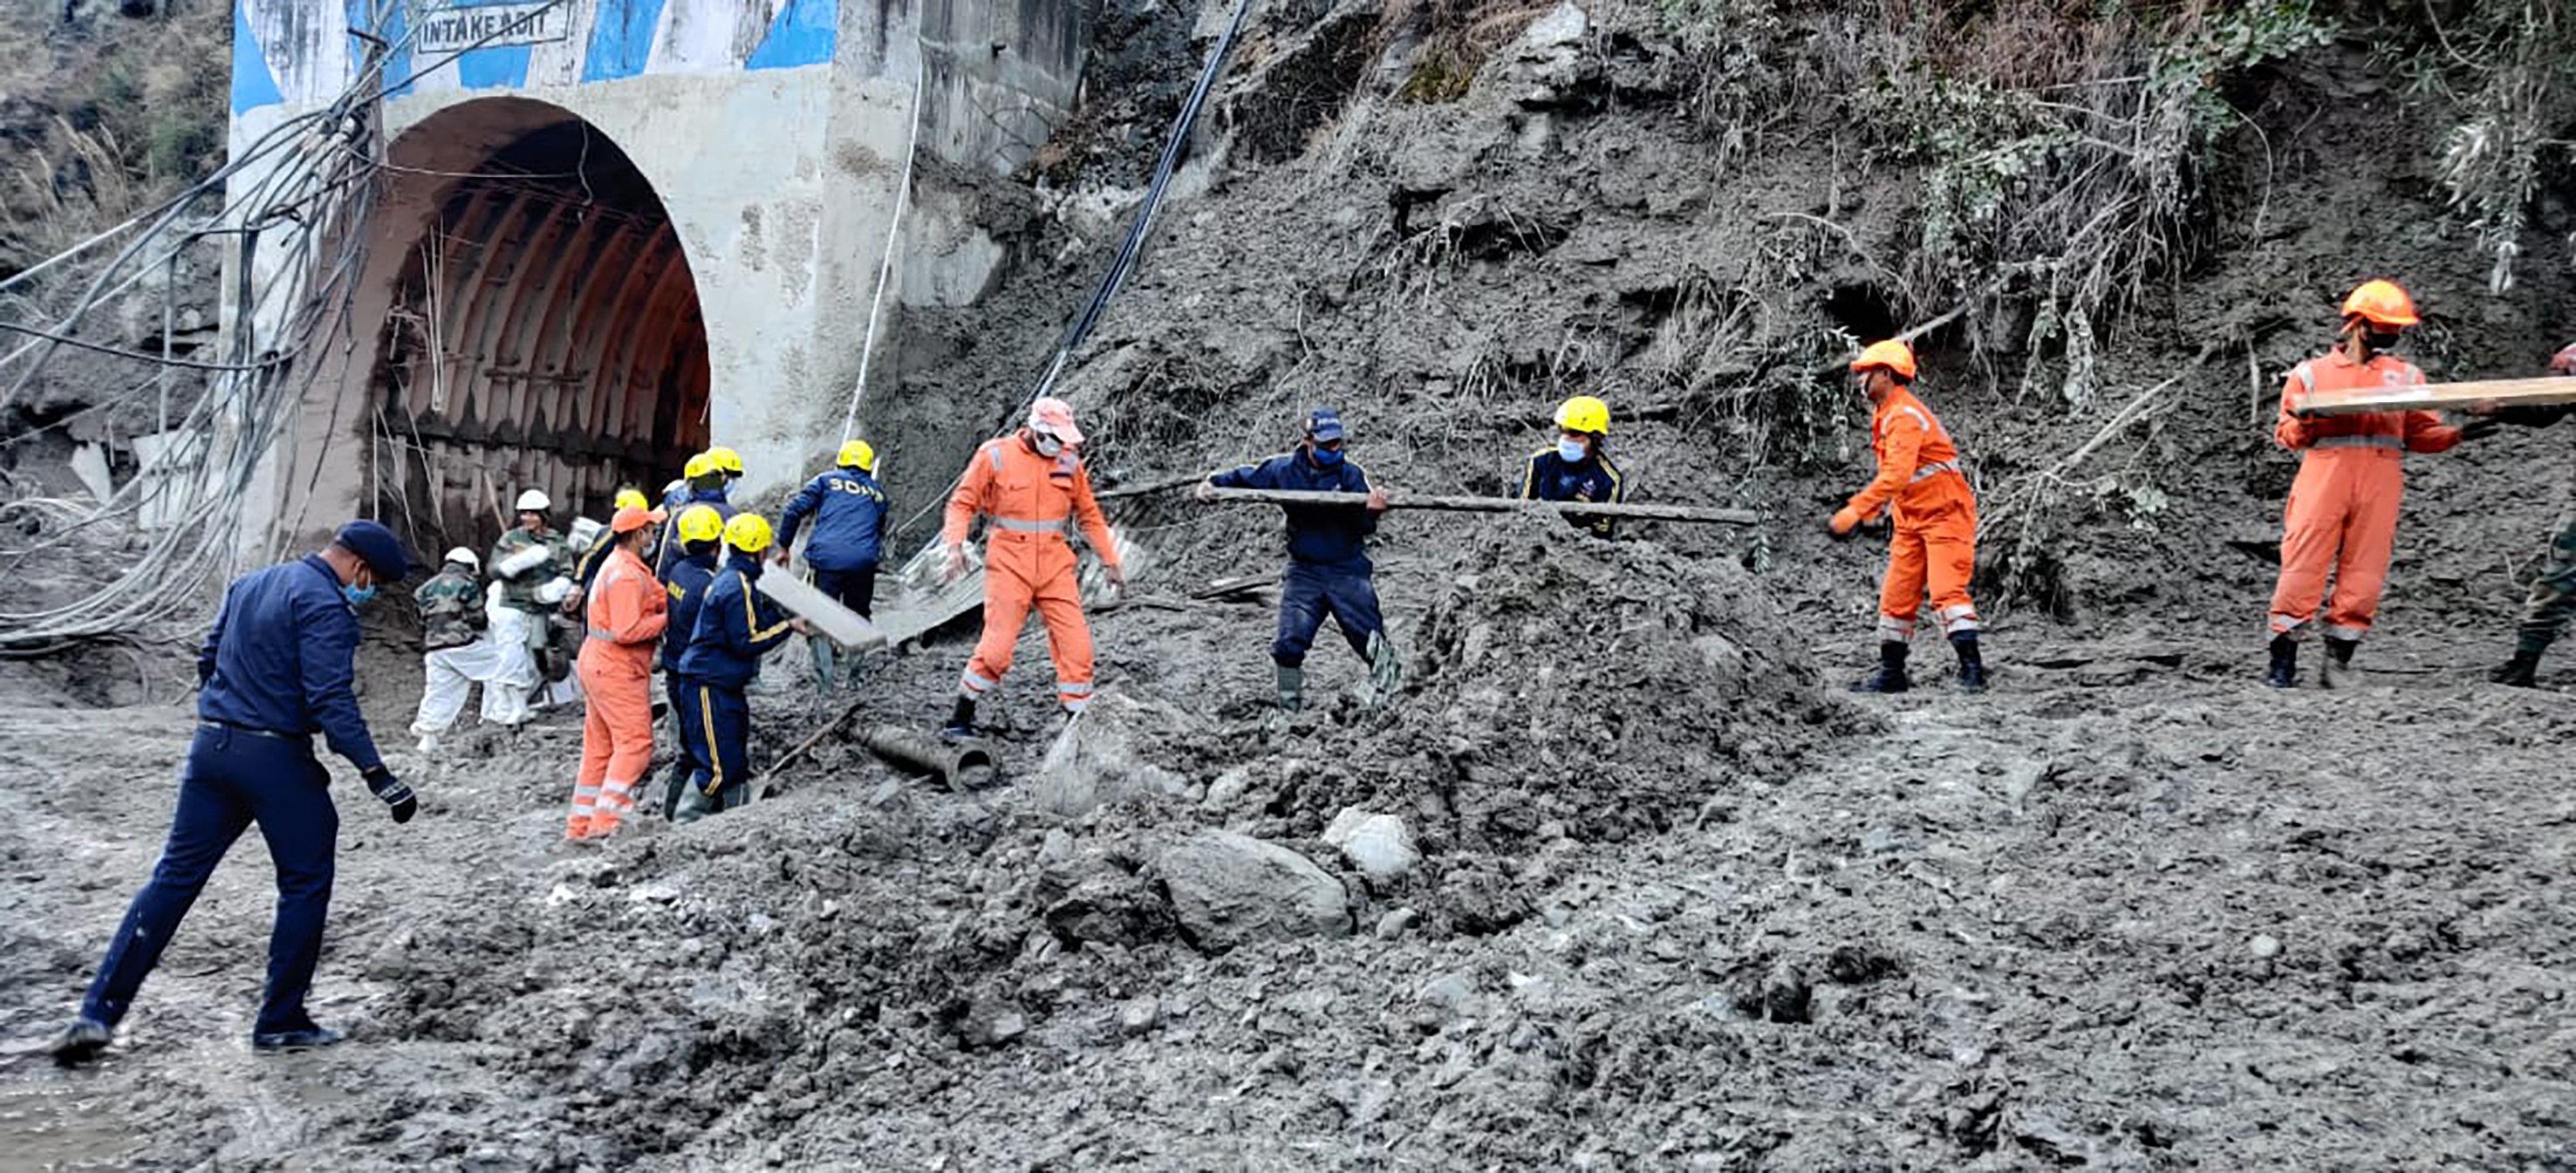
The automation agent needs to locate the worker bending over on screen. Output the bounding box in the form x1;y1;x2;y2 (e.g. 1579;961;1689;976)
1520;395;1625;538
2266;280;2491;688
2473;341;2576;687
674;515;808;822
48;522;417;1062
776;439;891;691
658;504;725;817
564;505;669;840
1197;407;1400;713
940;398;1126;738
1829;340;1986;693
408;548;530;749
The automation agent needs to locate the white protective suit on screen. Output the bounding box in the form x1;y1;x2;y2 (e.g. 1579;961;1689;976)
408;583;541;740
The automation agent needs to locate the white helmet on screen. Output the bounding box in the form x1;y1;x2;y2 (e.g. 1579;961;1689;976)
443;547;480;569
515;488;552;513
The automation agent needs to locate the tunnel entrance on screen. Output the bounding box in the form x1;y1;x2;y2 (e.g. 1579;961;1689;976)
366;101;707;554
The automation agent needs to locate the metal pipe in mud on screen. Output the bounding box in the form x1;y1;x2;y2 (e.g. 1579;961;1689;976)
858;724;994;792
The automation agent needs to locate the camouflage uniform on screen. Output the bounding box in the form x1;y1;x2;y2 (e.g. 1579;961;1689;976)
2504;404;2576;654
489;526;567;614
413;564;483;651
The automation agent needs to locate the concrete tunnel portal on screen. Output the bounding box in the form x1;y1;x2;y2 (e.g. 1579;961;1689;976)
363;98;708;554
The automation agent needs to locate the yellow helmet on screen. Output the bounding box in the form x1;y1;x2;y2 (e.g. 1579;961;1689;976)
837;439;878;472
1554;395;1610;435
612;488;649;513
722;512;773;553
683;452;718;481
676;504;724;543
706;446;744;475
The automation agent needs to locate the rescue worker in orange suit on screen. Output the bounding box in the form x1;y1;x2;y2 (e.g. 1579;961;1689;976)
563;504;667;840
1521;394;1626;539
673;515;809;822
2265;279;2494;688
2473;342;2576;687
940;397;1127;738
1829;339;1986;693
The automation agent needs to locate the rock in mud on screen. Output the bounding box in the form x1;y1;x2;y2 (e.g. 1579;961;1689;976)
1157;829;1351;951
1036;687;1192;818
1324;808;1419;880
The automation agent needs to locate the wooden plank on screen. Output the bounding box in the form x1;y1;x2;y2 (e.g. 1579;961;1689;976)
2298;375;2576;417
755;571;887;649
1201;488;1761;525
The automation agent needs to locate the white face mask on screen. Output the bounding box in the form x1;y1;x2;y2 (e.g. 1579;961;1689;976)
1033;433;1064;458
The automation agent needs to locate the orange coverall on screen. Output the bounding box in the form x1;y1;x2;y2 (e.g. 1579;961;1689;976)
567;544;666;838
1848;387;1979;641
944;435;1123;713
2269;351;2462;643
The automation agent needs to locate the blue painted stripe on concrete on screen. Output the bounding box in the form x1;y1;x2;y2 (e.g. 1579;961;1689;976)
345;0;415;100
580;0;665;81
457;43;534;88
746;0;837;70
230;0;285;113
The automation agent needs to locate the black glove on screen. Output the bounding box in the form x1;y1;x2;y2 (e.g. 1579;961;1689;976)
2459;418;2503;441
362;765;417;824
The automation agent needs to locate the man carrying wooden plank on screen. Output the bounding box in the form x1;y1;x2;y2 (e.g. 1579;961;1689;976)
673;515;810;822
1829;340;1987;694
775;439;892;692
1520;395;1626;539
1195;407;1399;714
2265;280;2497;689
2475;343;2576;687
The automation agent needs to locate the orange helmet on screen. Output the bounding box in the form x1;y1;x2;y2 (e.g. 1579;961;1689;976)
2340;279;2419;329
1850;339;1917;380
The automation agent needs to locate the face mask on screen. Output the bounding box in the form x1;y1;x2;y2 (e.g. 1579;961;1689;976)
1033;433;1064;458
1558;439;1588;463
341;582;378;607
1310;446;1344;467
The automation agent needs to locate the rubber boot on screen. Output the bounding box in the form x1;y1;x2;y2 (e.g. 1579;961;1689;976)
1852;641;1910;693
47;1017;110;1066
809;636;837;696
1275;664;1305;713
1951;631;1987;694
2265;635;2297;689
673;783;714;825
251;1025;345;1052
1364;632;1404;710
2490;647;2543;688
2320;637;2360;690
941;696;977;741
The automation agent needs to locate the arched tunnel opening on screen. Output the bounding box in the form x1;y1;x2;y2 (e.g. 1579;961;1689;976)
366;104;708;556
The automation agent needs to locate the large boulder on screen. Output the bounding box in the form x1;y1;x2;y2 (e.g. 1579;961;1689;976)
1157;830;1351;951
1323;808;1420;882
1035;688;1192;818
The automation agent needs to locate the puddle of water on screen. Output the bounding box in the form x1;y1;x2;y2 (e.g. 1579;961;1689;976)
0;1070;141;1170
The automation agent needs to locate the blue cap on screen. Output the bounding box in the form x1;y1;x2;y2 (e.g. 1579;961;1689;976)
1305;408;1346;442
334;520;411;580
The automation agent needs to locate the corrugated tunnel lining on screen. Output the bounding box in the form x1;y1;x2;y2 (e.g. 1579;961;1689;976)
370;118;707;545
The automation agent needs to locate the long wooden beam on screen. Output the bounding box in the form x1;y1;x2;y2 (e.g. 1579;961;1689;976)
1202;487;1761;525
2299;375;2576;417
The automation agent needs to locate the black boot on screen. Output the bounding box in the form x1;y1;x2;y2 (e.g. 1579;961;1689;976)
2265;636;2297;688
941;696;977;740
2491;647;2543;688
1852;641;1910;693
2320;637;2360;690
1951;631;1988;693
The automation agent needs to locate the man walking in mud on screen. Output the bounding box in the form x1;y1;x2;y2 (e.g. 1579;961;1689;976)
2472;341;2576;687
1829;340;1987;693
48;522;420;1062
2265;280;2494;688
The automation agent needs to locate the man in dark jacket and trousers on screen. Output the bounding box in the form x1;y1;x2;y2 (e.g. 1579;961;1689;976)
1197;408;1401;713
657;505;725;817
49;522;420;1063
775;439;891;691
2475;341;2576;686
1521;394;1627;539
655;453;738;579
673;514;806;822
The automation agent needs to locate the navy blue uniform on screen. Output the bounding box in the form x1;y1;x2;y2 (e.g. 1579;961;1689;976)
656;549;719;817
83;556;383;1036
1520;447;1626;538
1209;450;1386;666
653;487;735;578
777;467;889;617
675;555;797;810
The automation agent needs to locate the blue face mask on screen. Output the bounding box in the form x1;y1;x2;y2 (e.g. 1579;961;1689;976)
1310;445;1344;467
1558;439;1588;464
341;582;378;607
